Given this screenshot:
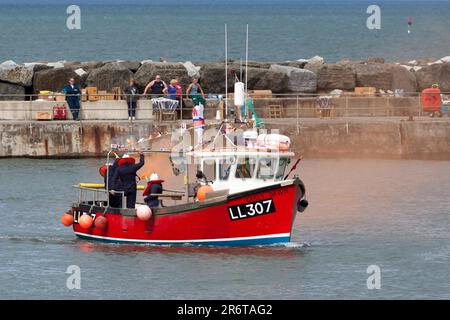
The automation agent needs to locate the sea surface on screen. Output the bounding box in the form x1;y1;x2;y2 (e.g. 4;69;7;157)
1;0;450;63
0;158;449;299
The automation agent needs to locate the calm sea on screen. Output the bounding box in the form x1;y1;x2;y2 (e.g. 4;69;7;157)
1;0;450;63
0;158;449;299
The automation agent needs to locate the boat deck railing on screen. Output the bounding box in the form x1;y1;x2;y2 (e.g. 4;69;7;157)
73;185;127;210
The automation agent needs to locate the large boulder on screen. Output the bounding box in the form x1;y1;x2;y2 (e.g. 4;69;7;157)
80;61;107;72
33;67;82;93
317;64;356;90
277;61;309;69
23;62;53;73
199;62;236;93
183;61;201;78
367;56;385;64
246;67;288;93
415;62;450;91
391;65;417;93
134;62;190;90
0;61;34;87
303;55;325;74
0;82;26;101
86;62;134;91
199;63;288;94
354;63;393;90
269;64;317;93
111;60;141;72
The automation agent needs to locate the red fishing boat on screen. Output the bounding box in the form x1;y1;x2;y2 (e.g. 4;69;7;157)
61;24;308;246
62;127;309;246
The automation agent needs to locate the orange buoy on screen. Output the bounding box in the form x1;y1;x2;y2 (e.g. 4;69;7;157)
61;212;74;227
79;214;94;229
197;185;214;201
94;215;108;230
136;205;152;221
99;164;108;177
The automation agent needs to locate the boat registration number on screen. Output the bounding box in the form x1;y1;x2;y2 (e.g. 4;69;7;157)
228;198;275;221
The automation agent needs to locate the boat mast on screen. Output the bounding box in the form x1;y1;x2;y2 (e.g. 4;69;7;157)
245;24;249;95
225;23;228;120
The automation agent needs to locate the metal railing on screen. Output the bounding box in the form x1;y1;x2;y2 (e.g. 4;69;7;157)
1;92;449;121
73;185;127;210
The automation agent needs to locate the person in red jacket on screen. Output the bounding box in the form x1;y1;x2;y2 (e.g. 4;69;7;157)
143;172;164;208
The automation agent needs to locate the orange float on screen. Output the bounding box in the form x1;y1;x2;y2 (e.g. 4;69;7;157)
136;205;152;221
79;214;94;229
94;215;108;230
61;212;74;227
197;185;214;201
99;165;108;177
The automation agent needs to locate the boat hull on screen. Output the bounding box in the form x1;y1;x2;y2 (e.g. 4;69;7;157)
72;180;303;247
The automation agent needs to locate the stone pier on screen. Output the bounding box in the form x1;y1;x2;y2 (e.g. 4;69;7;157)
1;117;450;160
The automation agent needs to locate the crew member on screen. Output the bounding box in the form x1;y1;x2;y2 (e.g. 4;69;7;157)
143;172;164;208
112;151;145;209
104;158;121;208
62;78;81;120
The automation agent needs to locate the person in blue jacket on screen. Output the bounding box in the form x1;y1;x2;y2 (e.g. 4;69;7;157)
111;151;145;209
62;78;81;120
143;172;164;208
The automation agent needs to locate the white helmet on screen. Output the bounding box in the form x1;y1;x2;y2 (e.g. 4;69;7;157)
149;172;159;181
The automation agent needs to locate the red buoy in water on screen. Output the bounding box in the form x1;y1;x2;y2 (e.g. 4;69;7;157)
94;215;108;230
61;212;74;227
79;214;93;229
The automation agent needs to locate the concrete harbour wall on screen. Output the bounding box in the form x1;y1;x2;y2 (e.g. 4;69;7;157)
1;118;450;160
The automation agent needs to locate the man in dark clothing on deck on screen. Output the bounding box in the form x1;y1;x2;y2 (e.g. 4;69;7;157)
62;78;81;120
104;159;122;208
111;151;145;209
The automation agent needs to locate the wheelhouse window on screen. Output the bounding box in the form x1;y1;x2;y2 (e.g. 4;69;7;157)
235;157;255;179
256;158;277;180
202;159;216;181
275;158;290;180
219;158;233;180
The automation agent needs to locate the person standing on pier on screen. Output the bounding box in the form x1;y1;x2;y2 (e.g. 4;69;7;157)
186;77;206;107
112;151;145;209
123;78;139;121
167;79;178;100
143;75;167;98
62;78;81;120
